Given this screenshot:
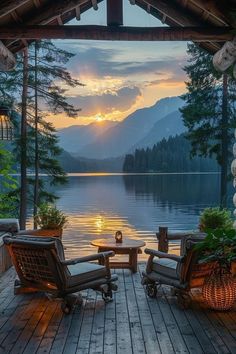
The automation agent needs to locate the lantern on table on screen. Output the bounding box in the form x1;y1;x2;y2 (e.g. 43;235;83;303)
115;230;123;243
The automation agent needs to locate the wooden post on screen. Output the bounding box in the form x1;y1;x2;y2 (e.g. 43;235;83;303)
33;41;39;227
0;40;16;70
232;134;236;228
220;73;229;208
19;47;28;230
157;226;169;253
107;0;123;26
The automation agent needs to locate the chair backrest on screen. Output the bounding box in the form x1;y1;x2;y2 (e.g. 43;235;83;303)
178;238;202;284
3;235;67;292
180;233;206;256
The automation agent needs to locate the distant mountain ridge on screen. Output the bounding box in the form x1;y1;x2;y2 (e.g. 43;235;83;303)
57;120;117;154
131;110;185;151
58;96;184;159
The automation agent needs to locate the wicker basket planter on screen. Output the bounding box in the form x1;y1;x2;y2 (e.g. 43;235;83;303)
202;271;236;310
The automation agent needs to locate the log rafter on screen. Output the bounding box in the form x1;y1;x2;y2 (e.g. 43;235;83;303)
0;0;31;19
0;25;232;42
26;0;88;25
143;0;200;26
135;0;229;51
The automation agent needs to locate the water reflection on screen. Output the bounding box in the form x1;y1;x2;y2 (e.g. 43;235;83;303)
26;173;234;260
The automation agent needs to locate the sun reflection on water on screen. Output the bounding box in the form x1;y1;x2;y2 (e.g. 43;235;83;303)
27;209;181;261
54;211;180;261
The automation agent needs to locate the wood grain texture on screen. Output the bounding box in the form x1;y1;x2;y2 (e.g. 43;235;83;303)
0;265;235;353
0;25;232;41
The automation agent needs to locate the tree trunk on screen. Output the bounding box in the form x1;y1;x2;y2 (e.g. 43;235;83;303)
220;73;229;208
33;41;39;228
19;47;29;229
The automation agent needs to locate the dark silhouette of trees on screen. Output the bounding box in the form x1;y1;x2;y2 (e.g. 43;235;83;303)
181;43;236;207
123;134;218;173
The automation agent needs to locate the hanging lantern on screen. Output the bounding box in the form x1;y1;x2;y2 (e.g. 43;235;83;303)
0;107;14;140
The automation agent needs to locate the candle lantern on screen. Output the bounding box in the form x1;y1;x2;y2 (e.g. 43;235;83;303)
0;107;14;140
115;230;123;243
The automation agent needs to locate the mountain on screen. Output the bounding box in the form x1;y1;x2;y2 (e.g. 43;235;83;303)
77;96;183;159
58;150;124;172
132;110;186;151
57;120;117;154
57;150;84;172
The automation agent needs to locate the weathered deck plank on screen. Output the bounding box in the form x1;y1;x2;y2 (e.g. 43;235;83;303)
0;266;235;354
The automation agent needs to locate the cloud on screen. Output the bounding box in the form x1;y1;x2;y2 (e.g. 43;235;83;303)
66;45;187;80
68;86;142;116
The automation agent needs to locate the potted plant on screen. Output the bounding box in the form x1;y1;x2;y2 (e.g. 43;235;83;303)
199;207;233;232
196;228;236;310
33;203;68;238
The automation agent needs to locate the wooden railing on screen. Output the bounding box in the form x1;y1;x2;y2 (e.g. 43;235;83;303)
156;226;197;253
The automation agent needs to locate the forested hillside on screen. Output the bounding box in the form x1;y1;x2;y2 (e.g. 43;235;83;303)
123;134;218;173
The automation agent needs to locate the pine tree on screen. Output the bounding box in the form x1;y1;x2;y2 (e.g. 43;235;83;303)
0;142;18;217
181;43;236;207
122;134;218;174
0;40;82;227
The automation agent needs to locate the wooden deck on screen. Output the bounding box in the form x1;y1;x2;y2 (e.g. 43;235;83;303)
0;265;236;354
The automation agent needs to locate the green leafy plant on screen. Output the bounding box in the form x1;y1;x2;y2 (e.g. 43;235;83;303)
0;142;18;218
34;203;68;230
195;228;236;270
199;207;233;232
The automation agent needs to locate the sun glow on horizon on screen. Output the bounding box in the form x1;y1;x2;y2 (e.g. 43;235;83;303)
95;113;104;122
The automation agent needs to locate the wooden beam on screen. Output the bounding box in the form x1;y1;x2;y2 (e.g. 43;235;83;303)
107;0;123;26
75;6;81;20
191;0;229;26
91;0;98;11
143;0;200;26
0;0;30;19
27;0;88;25
0;40;16;70
135;0;221;53
0;25;232;41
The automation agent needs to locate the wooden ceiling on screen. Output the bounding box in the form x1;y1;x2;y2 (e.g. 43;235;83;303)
0;0;235;58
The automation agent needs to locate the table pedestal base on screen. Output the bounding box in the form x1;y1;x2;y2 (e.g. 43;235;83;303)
98;247;141;273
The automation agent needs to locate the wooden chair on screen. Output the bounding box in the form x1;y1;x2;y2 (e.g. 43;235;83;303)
142;234;210;308
3;235;118;313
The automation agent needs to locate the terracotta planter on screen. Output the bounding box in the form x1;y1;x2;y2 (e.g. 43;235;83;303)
202;271;236;310
26;228;63;238
190;261;219;288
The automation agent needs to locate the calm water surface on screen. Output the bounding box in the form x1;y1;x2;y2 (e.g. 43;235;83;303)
29;172;233;260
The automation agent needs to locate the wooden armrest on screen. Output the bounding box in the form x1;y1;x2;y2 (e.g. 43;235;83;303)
144;248;184;263
61;251;115;265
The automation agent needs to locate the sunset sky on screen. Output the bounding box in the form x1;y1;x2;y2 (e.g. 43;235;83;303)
47;1;188;129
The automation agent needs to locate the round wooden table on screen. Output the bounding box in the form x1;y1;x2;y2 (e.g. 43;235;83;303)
91;238;146;273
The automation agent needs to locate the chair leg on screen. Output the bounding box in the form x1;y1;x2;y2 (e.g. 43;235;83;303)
145;282;158;298
14;279;38;295
176;290;191;309
61;293;83;314
171;287;178;296
100;282;118;302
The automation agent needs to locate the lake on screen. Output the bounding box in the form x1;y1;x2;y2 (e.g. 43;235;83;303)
33;172;233;260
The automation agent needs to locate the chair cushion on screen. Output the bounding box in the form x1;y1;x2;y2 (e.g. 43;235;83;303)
151;258;179;279
67;262;107;287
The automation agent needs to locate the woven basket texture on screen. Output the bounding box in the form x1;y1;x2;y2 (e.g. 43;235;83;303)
202;272;236;310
